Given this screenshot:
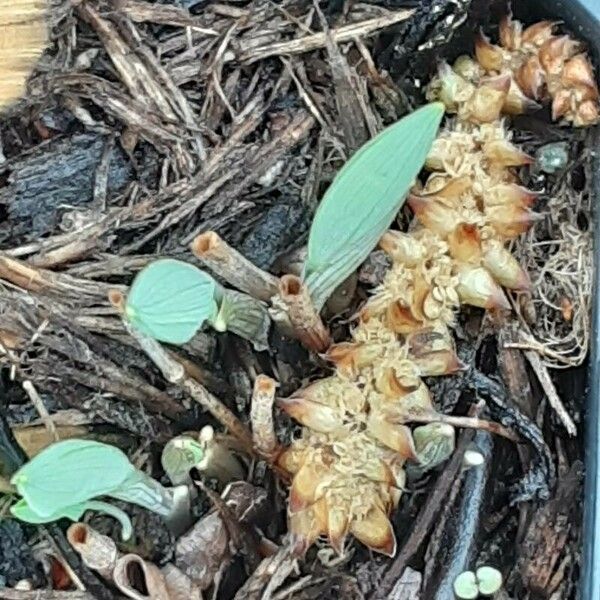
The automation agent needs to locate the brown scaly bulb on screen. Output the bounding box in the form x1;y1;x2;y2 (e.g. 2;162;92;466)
277;16;598;558
428;16;599;126
0;0;48;110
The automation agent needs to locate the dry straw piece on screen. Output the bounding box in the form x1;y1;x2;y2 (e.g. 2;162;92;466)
0;0;48;109
276;17;599;556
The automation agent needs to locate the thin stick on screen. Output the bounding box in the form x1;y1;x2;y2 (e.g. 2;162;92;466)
0;474;15;495
251;375;278;457
22;380;59;443
522;349;577;435
123;320;254;452
0;592;96;600
407;413;520;443
237;9;414;63
191;231;279;302
270;275;330;352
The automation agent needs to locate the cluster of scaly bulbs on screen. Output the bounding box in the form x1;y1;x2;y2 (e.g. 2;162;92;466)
276;16;600;557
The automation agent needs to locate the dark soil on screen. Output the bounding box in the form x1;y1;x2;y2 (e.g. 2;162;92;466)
0;0;593;599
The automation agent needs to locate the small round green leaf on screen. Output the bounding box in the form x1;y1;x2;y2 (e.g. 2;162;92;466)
304;103;445;309
453;571;479;600
11;440;136;517
125;259;217;344
476;566;503;596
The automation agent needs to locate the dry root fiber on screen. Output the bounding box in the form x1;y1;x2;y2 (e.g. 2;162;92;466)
277;17;599;556
0;0;47;109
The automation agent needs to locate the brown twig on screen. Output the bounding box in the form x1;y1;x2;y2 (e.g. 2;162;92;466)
0;592;96;600
122;317;254;452
374;428;476;599
270;275;331;352
191;232;279;302
250;375;279;457
237;9;415;63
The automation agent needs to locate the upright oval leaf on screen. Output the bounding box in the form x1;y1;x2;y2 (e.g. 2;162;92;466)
303;103;445;309
11;440;136;517
126;259;217;344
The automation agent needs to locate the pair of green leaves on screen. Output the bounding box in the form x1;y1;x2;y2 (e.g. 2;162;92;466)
304;103;445;310
10;439;171;539
125;259;269;349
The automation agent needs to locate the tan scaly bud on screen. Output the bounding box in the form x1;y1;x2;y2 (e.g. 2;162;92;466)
521;20;556;46
327;502;351;555
552;89;571;120
424;175;472;199
503;79;542;114
289;459;330;512
482;239;530;290
539;36;581;76
499;14;522;51
561;54;599;95
463;75;511;123
408;194;460;236
404;325;462;376
456;265;511;310
453;55;482;81
486;183;538;210
475;32;505;72
349;505;397;557
385;301;424;334
278;446;306;475
367;413;416;457
290;497;328;556
428;62;475;112
325;341;380;376
515;55;546;100
447;223;482;264
486;204;539;238
278;396;345;433
575;99;600;126
483;139;534;167
379;230;425;265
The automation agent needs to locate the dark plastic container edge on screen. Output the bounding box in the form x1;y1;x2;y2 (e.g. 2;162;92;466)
543;1;600;598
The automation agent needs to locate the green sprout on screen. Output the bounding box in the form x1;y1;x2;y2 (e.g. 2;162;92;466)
303;102;445;310
10;439;182;540
454;571;479;599
123;259;269;349
454;566;503;598
161;426;244;486
476;566;503;596
409;422;455;477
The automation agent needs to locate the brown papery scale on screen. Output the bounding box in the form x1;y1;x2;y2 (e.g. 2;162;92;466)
275;17;599;557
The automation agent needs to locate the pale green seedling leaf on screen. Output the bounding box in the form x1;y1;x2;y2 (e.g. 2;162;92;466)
210;288;270;351
11;499;134;541
11;439;136;517
11;498;88;523
304;102;445;309
453;571;479;600
125;259;217;344
161;436;205;486
476;566;503;596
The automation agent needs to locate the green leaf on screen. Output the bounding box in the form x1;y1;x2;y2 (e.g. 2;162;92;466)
209;288;271;351
476;566;503;596
11;499;134;541
304;103;445;309
453;571;479;600
125;259;218;344
11;440;136;517
161;436;205;485
11;498;88;523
